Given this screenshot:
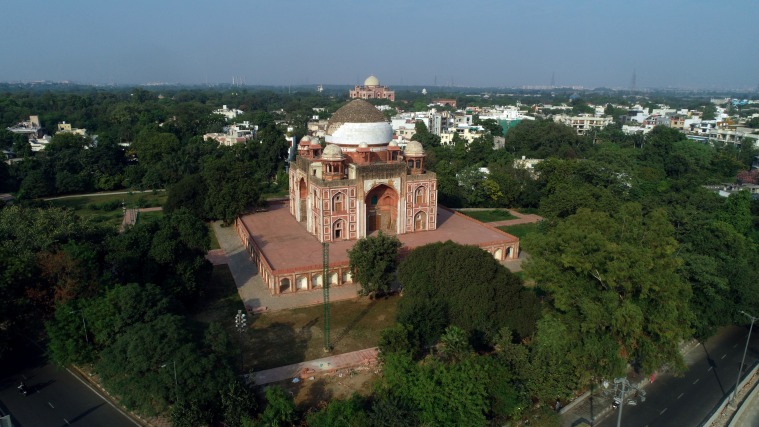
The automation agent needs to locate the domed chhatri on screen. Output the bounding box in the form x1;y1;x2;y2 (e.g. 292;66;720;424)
325;100;393;147
364;75;380;87
404;140;425;156
321;144;344;161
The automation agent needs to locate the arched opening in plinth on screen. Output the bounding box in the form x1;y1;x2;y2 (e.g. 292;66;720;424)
365;184;398;234
279;278;291;293
505;246;512;259
494;248;503;260
296;275;308;290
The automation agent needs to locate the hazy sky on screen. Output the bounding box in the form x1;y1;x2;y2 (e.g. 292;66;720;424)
3;0;758;89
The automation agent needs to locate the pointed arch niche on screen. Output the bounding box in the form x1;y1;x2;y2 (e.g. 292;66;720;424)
365;184;398;234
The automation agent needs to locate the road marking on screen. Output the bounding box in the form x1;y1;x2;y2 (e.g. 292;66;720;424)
677;393;684;399
48;402;55;409
708;366;713;372
65;368;141;426
660;408;668;415
693;378;700;385
64;418;70;425
721;354;727;360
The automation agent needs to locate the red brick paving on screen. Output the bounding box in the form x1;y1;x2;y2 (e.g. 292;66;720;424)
252;347;378;385
238;202;518;273
205;249;227;265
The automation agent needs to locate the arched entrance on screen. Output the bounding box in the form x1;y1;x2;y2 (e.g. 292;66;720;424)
414;211;427;231
298;178;307;222
279;278;291;293
365;185;398;234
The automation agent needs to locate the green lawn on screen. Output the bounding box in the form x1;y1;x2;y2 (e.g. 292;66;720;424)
461;209;517;222
208;223;221;250
498;222;543;240
137;210;163;224
47;192;167;229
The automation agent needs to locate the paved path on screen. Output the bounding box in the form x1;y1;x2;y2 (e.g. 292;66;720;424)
211;221;359;312
251;347;379;386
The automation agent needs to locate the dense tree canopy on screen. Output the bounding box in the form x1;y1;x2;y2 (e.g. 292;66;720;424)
524;204;693;381
397;241;540;348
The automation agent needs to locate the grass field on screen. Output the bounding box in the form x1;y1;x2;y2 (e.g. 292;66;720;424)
47;192;167;228
498;222;543;240
460;209;517;222
137;210;163;223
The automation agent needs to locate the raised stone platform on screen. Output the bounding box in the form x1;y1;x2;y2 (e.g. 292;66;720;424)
235;201;518;295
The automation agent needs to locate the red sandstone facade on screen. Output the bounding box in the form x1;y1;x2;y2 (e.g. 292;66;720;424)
349;75;395;102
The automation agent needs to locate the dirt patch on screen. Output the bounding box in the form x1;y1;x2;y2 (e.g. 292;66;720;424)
267;366;380;411
247;296;398;371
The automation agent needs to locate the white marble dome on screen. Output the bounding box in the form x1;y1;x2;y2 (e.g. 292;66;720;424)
364;75;379;86
321;144;344;161
325;100;392;147
405;140;425;156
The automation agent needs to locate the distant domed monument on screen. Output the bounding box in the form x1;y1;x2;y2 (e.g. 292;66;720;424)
349;75;395;101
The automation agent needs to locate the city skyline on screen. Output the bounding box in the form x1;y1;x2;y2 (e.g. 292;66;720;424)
3;0;758;90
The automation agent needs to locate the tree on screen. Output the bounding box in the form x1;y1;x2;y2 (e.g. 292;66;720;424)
221;380;258;427
504;119;589;159
411;121;440;150
202;153;263;224
524;203;693;382
348;231;402;298
306;394;369;427
477;118;503;137
257;386;296;427
397;241;540;347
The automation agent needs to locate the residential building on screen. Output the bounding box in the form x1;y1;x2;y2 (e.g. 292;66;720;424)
553;114;613;135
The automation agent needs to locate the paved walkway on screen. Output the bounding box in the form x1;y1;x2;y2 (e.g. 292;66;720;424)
251;347;379;385
212;221;359;312
728;376;759;426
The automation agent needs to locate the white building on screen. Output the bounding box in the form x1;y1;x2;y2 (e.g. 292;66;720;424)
213;105;244;121
553;114;613;135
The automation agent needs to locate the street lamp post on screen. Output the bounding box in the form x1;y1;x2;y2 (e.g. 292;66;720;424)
235;309;247;371
69;310;88;343
161;361;178;403
732;310;758;404
614;378;627;427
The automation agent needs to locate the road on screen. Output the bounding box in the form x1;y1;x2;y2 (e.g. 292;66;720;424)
0;340;138;427
596;326;759;427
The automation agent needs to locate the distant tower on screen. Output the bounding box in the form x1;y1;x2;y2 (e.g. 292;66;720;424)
317;84;323;93
630;69;637;92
